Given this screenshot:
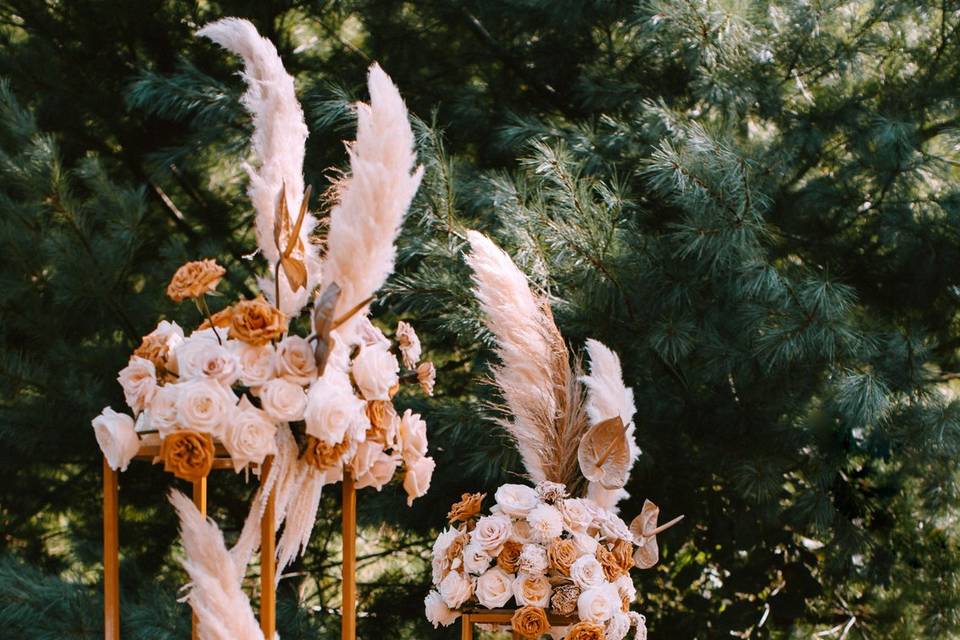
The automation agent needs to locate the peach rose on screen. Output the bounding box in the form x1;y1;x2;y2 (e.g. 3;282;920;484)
398;409;428;463
353;447;400;491
222;397;277;472
351;341;399;401
92;407;140;471
424;590;460;628
512;573;552;607
232;341;276;388
403;455;435;506
438;569;472;609
474;514;512;554
259;378;307;423
475;566;514;608
166;259;224;302
276;336;318;385
117;356;157;414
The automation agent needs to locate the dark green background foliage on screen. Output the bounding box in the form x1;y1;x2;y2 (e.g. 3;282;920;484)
2;1;959;638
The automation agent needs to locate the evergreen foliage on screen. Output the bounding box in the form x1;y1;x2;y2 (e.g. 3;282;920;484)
2;1;960;638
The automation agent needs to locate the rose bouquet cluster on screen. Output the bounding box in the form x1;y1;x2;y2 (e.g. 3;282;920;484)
422;232;684;638
426;482;670;640
92;257;436;502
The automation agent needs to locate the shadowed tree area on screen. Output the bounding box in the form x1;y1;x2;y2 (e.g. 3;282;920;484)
1;1;960;638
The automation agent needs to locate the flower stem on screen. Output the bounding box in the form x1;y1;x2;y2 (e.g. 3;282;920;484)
196;296;223;345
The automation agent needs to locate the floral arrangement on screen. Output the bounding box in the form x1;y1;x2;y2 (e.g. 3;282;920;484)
92;19;436;635
423;232;683;639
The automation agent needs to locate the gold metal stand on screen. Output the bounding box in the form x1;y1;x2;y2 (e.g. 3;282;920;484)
459;608;578;640
341;471;357;640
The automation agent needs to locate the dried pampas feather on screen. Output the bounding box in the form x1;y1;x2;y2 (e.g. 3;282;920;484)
465;231;589;488
276;465;324;575
320;63;423;343
581;339;639;510
170;490;267;640
198;18;320;317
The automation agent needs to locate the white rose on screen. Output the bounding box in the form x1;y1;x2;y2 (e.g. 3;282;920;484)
527;503;563;542
518;544;549;576
397;409;428;463
606;612;632;640
175;336;240;385
614;574;637;604
475;567;514;608
303;374;368;445
175;378;236;437
577;583;619;624
276;336;318;385
148;384;180;436
494;484;539;517
600;513;632;541
570;555;606;590
473;514;512;554
560;498;595;533
354;448;400;492
222;397;277;472
438;570;472;609
232;341;275;388
92;407;140;471
511;573;552;608
432;527;460;583
572;532;600;557
403;455;435;506
395;320;422;368
351;341;399;401
424;590;460;628
259;378;307;423
463;542;493;575
117;356;157;414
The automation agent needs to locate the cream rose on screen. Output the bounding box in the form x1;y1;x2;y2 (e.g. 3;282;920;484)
577;583;619;624
175;336;240;385
432;527;460;583
600;513;632;541
572;532;600;557
473;514;513;554
511;573;552;608
560;498;595;533
354;449;400;491
303;374;369;445
518;544;549;576
117;356;157;414
232;341;276;388
475;567;514;608
438;570;472;609
494;483;539;517
463;541;493;575
403;455;435;506
259;378;307;423
424;589;460;628
527;503;564;542
351;341;399;401
397;409;428;462
92;407;140;471
275;336;318;385
222;397;277;472
606;612;632;640
570;555;606;590
395;320;422;368
148;384;180;436
175;378;236;437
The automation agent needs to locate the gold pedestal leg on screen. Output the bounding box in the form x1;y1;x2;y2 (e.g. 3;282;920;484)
341;472;357;640
461;613;473;640
260;456;276;638
102;458;120;640
191;477;207;640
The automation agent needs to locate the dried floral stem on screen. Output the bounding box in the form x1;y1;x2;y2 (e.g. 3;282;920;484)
196;296;223;345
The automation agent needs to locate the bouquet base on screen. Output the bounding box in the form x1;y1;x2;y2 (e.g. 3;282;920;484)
459;608;578;640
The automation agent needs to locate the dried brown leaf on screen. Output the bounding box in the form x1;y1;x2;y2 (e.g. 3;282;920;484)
577;415;630;490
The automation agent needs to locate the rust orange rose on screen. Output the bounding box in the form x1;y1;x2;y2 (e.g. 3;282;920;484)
448;492;485;524
365;400;397;445
566;621;606;640
510;606;550;639
230;296;287;346
611;538;634;574
160;429;215;481
134;334;172;378
445;532;470;565
547;538;578;576
302;435;350;471
497;540;523;573
198;305;234;330
596;544;625;582
166;259;225;302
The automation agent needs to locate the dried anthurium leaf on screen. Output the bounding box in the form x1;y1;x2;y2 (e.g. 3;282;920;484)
312;282;342;375
629;499;684;569
577;415;630;489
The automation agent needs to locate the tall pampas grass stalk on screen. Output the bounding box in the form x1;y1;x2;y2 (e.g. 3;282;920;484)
320;63;423;342
198;18;320;317
464;231;589;487
581;339;639;510
170;490;267;640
